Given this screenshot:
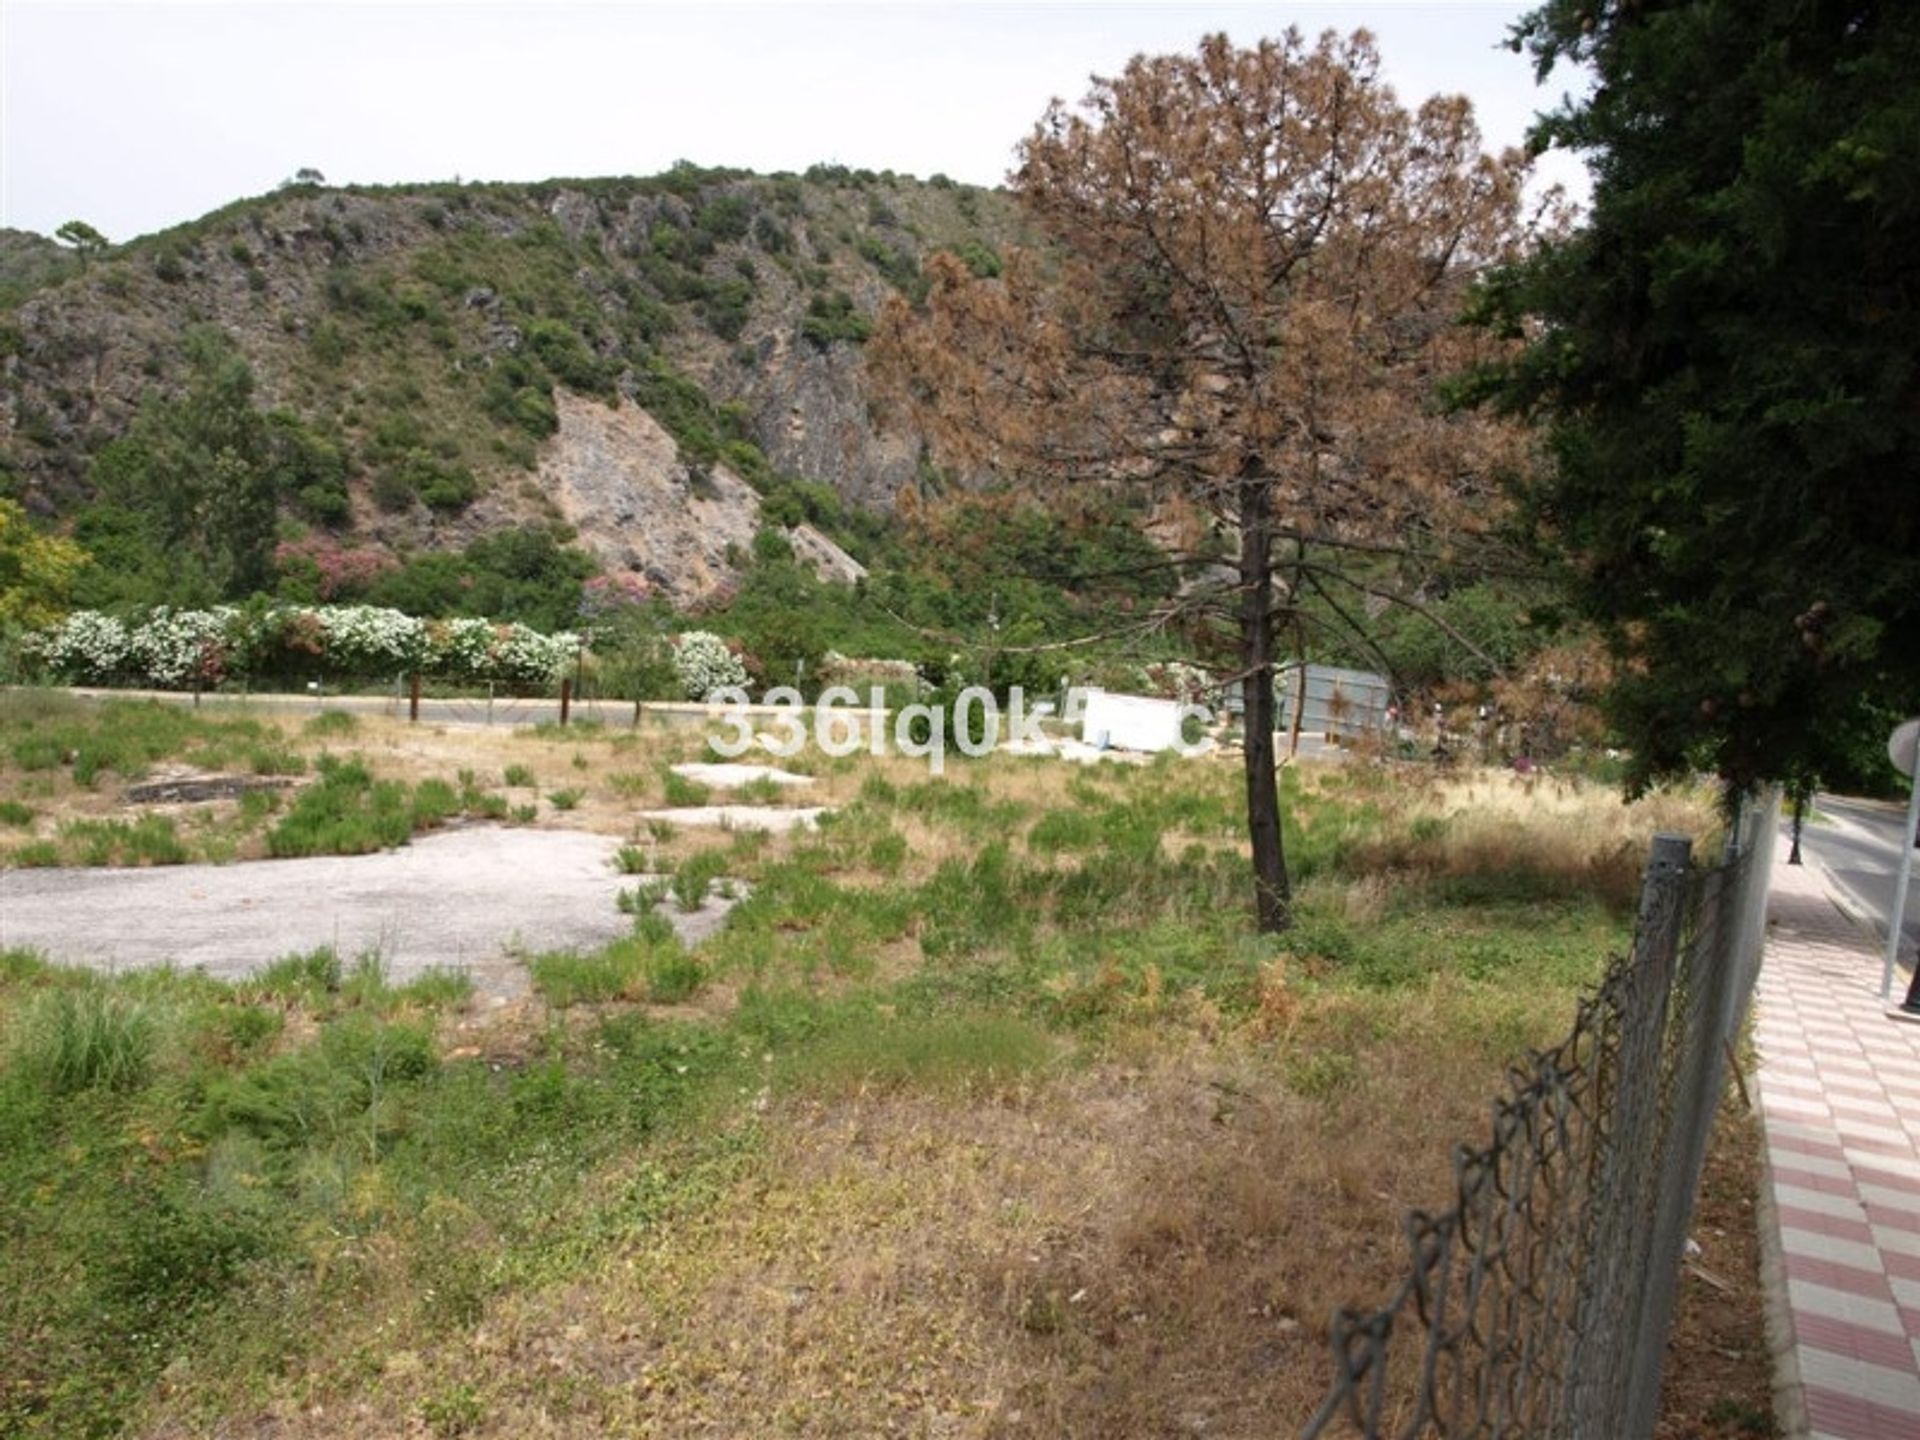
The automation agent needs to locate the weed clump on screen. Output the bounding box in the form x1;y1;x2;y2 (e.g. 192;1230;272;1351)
660;769;710;807
672;850;729;912
303;710;360;738
10;988;156;1094
267;756;413;857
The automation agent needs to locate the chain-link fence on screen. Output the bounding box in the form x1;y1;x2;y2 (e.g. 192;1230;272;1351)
1303;789;1780;1440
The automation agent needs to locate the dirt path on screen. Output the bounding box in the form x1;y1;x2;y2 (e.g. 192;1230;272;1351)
0;826;734;997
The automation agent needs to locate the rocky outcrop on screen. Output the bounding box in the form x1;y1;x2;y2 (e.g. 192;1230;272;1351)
537;393;758;606
789;522;867;586
743;329;921;508
536;392;866;606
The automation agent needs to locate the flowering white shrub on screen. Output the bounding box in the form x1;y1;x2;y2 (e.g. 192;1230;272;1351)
125;608;235;688
31;605;581;690
32;611;133;684
490;624;580;686
318;606;428;675
426;617;497;679
671;630;748;700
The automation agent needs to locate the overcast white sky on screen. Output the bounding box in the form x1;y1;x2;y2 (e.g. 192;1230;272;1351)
1;0;1590;243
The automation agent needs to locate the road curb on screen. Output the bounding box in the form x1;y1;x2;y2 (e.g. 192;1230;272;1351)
1751;1133;1812;1440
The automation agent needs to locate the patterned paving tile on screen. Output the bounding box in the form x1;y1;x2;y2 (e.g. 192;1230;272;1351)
1757;858;1920;1438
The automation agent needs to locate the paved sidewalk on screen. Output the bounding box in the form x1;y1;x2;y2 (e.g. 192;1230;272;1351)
1755;857;1920;1440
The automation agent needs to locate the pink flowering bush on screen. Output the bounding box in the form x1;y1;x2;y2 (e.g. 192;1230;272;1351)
272;538;397;601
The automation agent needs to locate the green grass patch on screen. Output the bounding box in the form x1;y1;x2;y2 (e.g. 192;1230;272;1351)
779;1010;1054;1095
0;693;289;787
672;849;729;911
266;756;414;857
56;813;191;866
266;758;491;858
7;986;157;1094
303;709;361;738
660;768;710;807
735;775;782;805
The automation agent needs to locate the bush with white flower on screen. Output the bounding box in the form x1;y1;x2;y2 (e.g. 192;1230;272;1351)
318;605;429;675
31;604;583;690
425;617;498;680
671;630;748;700
124;607;235;689
491;623;581;686
31;611;134;685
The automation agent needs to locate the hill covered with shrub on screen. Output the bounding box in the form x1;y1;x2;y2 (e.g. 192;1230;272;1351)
0;166;1576;716
0;165;1024;601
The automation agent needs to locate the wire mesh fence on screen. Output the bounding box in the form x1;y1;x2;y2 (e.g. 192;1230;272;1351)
1302;789;1780;1440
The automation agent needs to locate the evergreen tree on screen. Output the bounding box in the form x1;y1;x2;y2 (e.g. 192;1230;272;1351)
1477;0;1920;790
88;329;281;599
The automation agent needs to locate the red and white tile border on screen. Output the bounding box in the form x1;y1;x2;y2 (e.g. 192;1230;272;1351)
1756;858;1920;1439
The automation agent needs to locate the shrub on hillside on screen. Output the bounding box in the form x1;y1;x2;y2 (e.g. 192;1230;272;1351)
800;292;873;348
272;538;397;603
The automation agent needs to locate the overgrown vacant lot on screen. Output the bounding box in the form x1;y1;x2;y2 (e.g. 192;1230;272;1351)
0;692;1766;1438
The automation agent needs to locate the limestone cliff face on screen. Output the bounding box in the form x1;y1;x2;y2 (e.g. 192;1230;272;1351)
535;393;755;605
527;391;864;605
0;170;1022;552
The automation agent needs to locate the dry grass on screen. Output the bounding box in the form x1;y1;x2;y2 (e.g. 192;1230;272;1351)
1338;764;1718;910
128;956;1660;1440
3;697;1758;1439
162;1035;1501;1440
179;1029;1762;1440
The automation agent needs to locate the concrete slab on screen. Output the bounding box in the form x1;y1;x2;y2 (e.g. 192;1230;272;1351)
0;825;737;998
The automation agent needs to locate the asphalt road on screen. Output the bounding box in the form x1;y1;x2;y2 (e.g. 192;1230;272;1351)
1797;792;1920;962
51;684;695;732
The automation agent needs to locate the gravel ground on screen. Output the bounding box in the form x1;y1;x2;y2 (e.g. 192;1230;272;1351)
0;826;739;998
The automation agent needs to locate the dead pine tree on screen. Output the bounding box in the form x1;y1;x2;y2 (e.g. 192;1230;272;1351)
872;29;1543;933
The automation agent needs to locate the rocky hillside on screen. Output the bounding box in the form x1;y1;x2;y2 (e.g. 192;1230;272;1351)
0;229;73;308
0;166;1023;602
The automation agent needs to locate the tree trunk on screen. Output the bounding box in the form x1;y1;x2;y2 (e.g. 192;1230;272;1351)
1239;476;1291;933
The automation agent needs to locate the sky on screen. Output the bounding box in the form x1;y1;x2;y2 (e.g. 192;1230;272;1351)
0;0;1592;243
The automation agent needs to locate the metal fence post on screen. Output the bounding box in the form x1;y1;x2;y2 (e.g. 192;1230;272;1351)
1570;832;1691;1440
1622;795;1776;1439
